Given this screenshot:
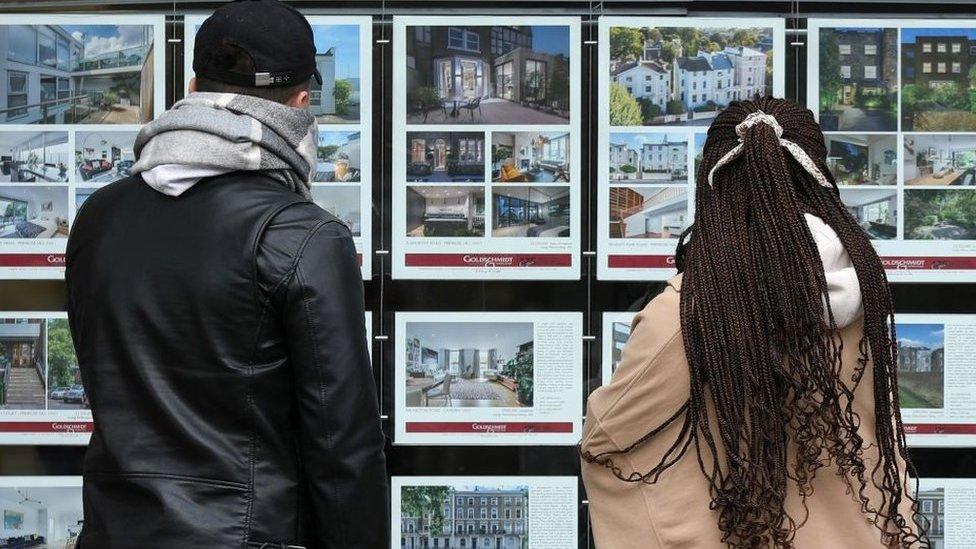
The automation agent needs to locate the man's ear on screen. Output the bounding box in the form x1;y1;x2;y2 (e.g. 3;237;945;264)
287;88;310;109
188;77;197;94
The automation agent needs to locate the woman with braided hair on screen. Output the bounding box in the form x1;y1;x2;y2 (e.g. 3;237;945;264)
581;97;926;548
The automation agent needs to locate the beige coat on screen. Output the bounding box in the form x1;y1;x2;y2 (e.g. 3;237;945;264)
581;274;917;548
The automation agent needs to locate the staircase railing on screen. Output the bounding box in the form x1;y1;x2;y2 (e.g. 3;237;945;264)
0;366;8;406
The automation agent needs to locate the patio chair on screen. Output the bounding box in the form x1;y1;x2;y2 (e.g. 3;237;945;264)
422;374;453;407
460;97;483;121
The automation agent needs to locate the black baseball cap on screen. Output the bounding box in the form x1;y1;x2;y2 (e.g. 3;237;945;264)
193;0;323;88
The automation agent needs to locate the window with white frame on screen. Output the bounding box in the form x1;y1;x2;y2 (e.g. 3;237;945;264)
953;62;962;73
923;43;932;53
864;44;877;55
448;27;480;53
938;62;946;73
864;66;877;79
953;42;962;53
839;44;851;55
923;62;932;73
938;43;947;53
840;65;851;78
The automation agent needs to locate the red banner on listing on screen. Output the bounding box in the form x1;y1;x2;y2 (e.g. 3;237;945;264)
607;254;675;269
405;253;572;268
882;256;976;270
0;421;92;433
904;424;976;435
406;421;574;434
0;254;65;267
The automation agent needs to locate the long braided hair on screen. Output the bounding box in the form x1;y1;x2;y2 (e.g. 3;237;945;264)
584;98;926;548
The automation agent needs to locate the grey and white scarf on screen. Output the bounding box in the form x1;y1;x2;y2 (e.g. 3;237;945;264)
131;92;318;199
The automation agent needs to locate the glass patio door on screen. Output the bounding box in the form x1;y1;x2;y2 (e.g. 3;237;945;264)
495;61;513;100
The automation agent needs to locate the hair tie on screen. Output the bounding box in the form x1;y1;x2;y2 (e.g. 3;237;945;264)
707;110;833;189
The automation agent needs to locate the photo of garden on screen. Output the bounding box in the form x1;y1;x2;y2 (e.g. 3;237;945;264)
904;189;976;240
901;28;976;131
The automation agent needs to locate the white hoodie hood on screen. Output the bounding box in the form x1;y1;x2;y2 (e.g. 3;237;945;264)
805;213;863;329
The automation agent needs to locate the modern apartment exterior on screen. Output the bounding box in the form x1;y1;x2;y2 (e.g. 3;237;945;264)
401;487;528;549
831;28;898;105
0;24;155;124
905;34;976;88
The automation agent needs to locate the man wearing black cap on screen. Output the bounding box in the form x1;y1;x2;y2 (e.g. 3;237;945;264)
65;1;387;547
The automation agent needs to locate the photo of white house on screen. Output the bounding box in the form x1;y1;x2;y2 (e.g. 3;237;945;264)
1;24;156;124
609;186;688;239
839;187;898;240
0;132;69;183
310;25;361;123
609;133;687;183
0;185;68;239
904;134;976;186
609;26;773;126
0;484;83;548
311;186;361;237
74;131;136;183
491;132;570;183
404;322;534;408
315;131;360;182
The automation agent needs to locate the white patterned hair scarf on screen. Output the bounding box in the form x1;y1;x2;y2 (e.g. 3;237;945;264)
706;110;833;189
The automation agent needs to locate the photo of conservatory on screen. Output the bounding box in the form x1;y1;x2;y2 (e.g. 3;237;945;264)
0;24;156;124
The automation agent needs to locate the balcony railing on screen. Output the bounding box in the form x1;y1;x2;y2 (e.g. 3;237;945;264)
74;43;149;72
0;93;105;124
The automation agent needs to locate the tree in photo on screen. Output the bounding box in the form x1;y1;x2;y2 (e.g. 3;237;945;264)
610;27;643;64
401;486;453;534
659;40;682;64
47;319;77;389
636;97;662;121
547;58;570;112
731;28;759;47
819;29;842;113
609;83;642;126
333;79;353;116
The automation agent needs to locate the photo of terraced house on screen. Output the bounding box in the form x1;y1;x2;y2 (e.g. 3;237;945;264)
1;24;155;124
491;132;569;183
916;488;945;549
405;25;570;124
404;322;534;408
74;131;136;184
609;186;688;239
896;323;945;409
0;318;47;410
400;485;529;549
609;133;688;183
407;132;486;182
817;27;898;131
0;131;69;182
901;28;976;131
609;25;772;126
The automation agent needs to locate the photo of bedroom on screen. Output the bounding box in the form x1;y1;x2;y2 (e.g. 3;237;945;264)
315;131;361;182
0;132;69;183
492;185;570;237
0;186;68;239
839;188;897;240
0;318;47;410
311;186;361;237
0;484;83;548
407;132;485;183
491;132;570;183
609;186;688;239
406;186;485;237
404;321;534;408
74;131;136;184
904;134;976;186
824;133;897;185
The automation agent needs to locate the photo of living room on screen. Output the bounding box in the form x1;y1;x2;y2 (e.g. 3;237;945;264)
74;131;136;184
1;24;156;124
838;188;897;240
492;185;569;237
824;133;897;185
0;484;83;549
0;318;47;410
608;133;688;184
0;186;69;239
406;132;486;183
315;131;361;182
405;185;485;237
904;134;976;186
310;186;361;237
404;321;534;408
491;132;569;183
609;186;688;239
405;25;571;124
0;132;69;183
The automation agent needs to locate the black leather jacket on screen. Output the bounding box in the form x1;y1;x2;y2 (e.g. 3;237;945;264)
65;172;388;549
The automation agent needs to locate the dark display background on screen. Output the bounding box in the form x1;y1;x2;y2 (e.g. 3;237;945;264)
1;1;975;547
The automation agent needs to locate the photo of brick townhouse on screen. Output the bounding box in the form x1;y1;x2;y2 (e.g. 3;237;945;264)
609;25;773;126
901;28;976;131
400;485;529;549
817;27;898;131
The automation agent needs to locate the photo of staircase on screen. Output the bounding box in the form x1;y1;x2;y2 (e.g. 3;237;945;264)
0;319;47;410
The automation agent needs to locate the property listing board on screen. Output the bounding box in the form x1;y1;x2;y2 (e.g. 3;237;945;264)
808;19;976;282
392;16;582;279
600;311;635;385
394;311;583;445
597;17;786;280
184;15;374;279
0;14;165;279
392;476;578;549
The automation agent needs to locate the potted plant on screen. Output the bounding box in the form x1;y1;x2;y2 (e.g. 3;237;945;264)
502;352;534;406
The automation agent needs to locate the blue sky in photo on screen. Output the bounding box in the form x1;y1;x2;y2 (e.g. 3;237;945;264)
61;25;149;56
610;133;687;149
695;133;707;154
902;28;976;44
312;25;360;80
530;26;570;57
318;131;356;147
896;323;945;350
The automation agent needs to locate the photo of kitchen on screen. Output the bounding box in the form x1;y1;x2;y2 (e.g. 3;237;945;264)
406;132;486;183
315;131;361;182
839;188;898;240
310;186;361;237
0;132;69;183
904;134;976;186
74;131;136;184
491;131;570;183
405;185;485;237
404;321;534;408
824;133;897;185
491;185;570;237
